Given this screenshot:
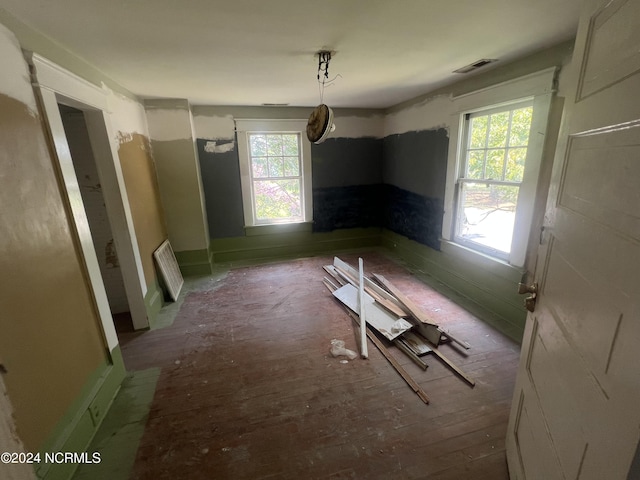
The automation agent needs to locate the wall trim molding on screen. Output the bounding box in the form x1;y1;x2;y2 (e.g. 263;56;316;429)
144;280;163;327
175;248;213;277
381;229;527;342
28;52;150;332
35;347;126;480
209;228;382;264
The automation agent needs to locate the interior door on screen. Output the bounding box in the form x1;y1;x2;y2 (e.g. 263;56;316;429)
506;0;640;479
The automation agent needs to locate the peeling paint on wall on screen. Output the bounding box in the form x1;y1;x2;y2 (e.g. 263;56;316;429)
116;131;134;145
192;114;235;140
331;114;385;139
0;24;37;115
384;94;452;137
107;88;148;139
145;108;194;142
204;140;235;154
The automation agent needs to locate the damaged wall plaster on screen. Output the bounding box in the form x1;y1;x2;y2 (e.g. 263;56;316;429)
0;24;37;115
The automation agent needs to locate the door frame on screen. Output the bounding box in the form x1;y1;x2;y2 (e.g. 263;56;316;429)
27;53;150;344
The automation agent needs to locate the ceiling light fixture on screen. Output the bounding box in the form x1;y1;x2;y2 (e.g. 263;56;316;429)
306;50;338;144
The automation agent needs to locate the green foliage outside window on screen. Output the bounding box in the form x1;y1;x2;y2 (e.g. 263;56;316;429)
249;133;302;221
465;106;533;205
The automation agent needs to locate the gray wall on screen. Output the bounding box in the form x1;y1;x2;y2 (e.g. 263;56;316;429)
382;128;449;249
311;136;383;232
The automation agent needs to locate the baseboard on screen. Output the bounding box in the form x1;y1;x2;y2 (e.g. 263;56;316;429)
174;248;213;277
144;280;163;327
209;227;383;264
381;230;527;342
34;347;126;480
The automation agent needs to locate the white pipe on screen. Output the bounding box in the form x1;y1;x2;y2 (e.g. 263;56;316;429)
358;257;368;359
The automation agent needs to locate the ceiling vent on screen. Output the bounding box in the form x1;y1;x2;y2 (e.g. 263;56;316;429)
453;58;498;74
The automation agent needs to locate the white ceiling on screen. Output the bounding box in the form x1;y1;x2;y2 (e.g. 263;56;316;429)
1;0;582;108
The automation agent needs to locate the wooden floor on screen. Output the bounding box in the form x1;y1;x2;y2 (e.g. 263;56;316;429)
119;252;520;479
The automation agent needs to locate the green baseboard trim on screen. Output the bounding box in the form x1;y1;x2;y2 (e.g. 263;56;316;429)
34;347;126;480
175;248;213;276
381;230;527;342
72;368;160;480
144;279;163;328
209;227;383;264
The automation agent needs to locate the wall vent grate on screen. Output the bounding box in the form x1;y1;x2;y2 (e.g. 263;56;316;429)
453;59;498;74
153;239;184;302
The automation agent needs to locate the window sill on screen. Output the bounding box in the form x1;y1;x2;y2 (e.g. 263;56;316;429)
244;222;313;237
440;239;525;282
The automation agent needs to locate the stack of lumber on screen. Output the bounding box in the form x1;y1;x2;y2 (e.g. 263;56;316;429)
322;256;475;405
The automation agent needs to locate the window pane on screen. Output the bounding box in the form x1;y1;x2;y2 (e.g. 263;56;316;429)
466;150;485;179
250;135;267;156
458;182;520;254
253;179;301;220
283;156;300;176
267;135;283;156
487;111;509;148
509;107;533;146
486;149;505;180
252;157;268;178
506;148;527;182
469;116;488;148
268;158;283;177
282;135;299;155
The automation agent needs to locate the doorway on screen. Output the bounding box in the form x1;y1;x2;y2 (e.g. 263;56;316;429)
28;52;150;357
58;105;133;334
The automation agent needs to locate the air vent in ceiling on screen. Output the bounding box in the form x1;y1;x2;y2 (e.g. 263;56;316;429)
453;58;498;74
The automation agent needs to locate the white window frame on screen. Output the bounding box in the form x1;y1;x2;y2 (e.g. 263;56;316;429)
454;99;534;260
442;68;556;267
236;119;313;227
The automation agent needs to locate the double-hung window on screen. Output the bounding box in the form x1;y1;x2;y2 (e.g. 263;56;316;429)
455;101;533;259
443;68;556;268
236;119;312;227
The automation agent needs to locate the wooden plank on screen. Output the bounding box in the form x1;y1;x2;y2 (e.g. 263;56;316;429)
440;329;472;350
358;258;368;359
323;265;347;286
400;331;433;356
333;257;408;314
415;323;443;346
323;276;339;292
343;308;430;405
394;338;429;371
429;346;476;387
332;284;413;341
372;273;438;326
333;265;409;318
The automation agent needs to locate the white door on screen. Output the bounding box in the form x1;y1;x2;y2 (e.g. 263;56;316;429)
506;0;640;479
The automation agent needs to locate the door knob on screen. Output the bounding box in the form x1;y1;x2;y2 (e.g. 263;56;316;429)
518;282;538;312
518;282;538;295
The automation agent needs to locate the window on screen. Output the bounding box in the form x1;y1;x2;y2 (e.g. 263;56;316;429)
248;133;303;223
442;68;556;268
455;101;533;259
236;120;312;227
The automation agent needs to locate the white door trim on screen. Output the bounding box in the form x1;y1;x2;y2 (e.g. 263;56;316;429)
27;53;149;342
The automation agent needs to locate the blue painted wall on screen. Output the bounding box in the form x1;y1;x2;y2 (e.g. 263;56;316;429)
382;128;449;250
196;128;449;247
311;137;383;232
196;139;245;238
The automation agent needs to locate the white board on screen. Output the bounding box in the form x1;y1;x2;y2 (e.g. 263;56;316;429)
333;284;412;341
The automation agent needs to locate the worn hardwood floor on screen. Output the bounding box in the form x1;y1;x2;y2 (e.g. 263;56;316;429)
120;252;520;479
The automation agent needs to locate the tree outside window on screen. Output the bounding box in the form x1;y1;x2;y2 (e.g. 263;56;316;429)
455;103;534;257
249;133;303;223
